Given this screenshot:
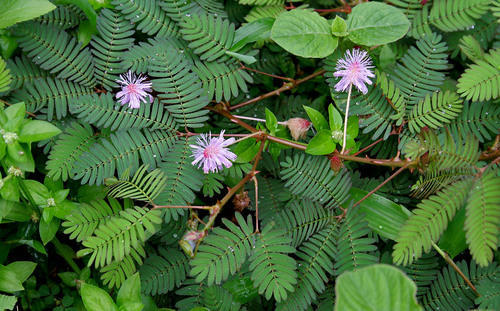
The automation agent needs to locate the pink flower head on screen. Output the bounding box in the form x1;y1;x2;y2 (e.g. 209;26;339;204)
116;71;153;109
334;49;375;94
286;118;311;140
190;130;237;174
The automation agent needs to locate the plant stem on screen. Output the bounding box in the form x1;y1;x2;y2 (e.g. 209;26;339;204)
230;131;265;145
229;69;325;110
153;205;212;210
341;84;352;154
232;115;287;125
252;176;259;233
352;162;411;208
431;241;480;297
241;65;294;82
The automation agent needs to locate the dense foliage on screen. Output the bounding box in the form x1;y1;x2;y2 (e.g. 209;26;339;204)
0;0;499;310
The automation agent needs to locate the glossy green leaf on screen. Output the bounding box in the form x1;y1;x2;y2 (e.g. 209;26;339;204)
271;9;338;58
349;187;411;240
346;2;410;46
303;105;328;131
117;273;143;310
0;0;56;29
331;16;348;37
335;264;422;311
18;120;61;143
39;217;60;245
80;283;118;311
328;104;343;131
305;129;336;155
346;115;359;138
231;18;274;52
225;51;256;65
6;261;36;283
0;265;23;293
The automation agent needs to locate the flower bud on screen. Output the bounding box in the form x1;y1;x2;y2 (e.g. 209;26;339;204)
286;118;311;140
330;155;344;173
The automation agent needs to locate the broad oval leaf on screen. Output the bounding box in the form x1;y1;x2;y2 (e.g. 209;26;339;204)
305;129;336;155
346;2;410;46
80;283;118;311
271;9;338;58
0;0;56;29
335;264;423;311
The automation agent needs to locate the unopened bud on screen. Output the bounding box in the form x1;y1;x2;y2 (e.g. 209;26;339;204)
330;156;344;173
286;118;311;140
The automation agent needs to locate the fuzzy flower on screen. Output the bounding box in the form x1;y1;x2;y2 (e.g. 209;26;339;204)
286;118;311;140
190;130;237;174
334;49;375;94
116;71;153;109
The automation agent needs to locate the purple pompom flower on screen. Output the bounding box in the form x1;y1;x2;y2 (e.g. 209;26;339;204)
116;71;153;109
334;49;375;94
190;131;237;174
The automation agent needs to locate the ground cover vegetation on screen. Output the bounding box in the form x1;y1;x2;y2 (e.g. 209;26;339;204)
0;0;499;310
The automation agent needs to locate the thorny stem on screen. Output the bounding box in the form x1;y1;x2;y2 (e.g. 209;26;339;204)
233;115;287;126
215;107;419;168
230;131;266;145
241;65;294;82
252;176;259;233
341;84;352;154
153;204;211;210
432;242;480;297
229;69;326;110
352;162;411;208
353;137;385;156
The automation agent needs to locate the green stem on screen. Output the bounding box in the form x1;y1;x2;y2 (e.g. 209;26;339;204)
431;242;479;297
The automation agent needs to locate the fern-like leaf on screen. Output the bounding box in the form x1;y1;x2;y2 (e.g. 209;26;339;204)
421;261;500;310
238;0;283;5
107;164;167;203
407;91;463;133
333;209;378;276
70;94;177;131
275;224;337;311
111;0;178;37
249;224;297;302
393;178;474;265
400;251;440;297
149;53;209;128
449;101;500;143
91;9;135;90
140;247;189;295
17;23;96;87
392;33;448;107
464;171;500;267
190;213;254;285
430;0;491;32
35;5;82;29
280;153;351;208
62;198;127;242
459;35;484;61
275;199;335;248
72;129;177;185
100;251;141;289
179;13;235;62
155;137;204;222
457;48;500;101
193;60;253;102
0;57;12;93
6;55;49;91
46;122;97;181
77;206;162;268
10;77;93;119
476;276;500;310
